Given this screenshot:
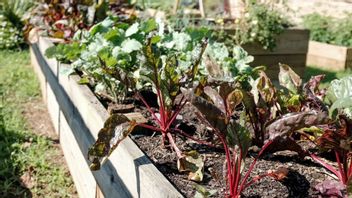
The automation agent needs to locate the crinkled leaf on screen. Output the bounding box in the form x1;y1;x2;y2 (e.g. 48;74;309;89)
88;114;137;170
125;22;139;37
304;75;325;93
266;111;329;140
317;116;352;152
287;94;301;112
315;180;345;197
327;76;352;118
121;38;142;53
226;121;251;153
177;150;204;181
278;64;302;93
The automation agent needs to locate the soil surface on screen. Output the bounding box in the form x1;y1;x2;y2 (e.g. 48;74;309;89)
131;103;335;198
22;98;78;196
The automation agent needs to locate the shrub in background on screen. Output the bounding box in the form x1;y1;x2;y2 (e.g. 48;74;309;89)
0;0;33;49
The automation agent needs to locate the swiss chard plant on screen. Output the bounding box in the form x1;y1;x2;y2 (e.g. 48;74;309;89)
184;85;288;198
66;16;145;102
24;0;108;40
308;76;352;196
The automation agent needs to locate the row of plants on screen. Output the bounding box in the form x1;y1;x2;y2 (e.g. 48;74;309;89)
302;12;352;47
0;0;33;49
42;13;352;196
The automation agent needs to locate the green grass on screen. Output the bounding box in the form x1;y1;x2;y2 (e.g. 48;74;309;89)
0;50;76;197
304;65;352;88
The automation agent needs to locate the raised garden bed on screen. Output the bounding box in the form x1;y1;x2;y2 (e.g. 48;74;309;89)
242;28;309;80
307;41;352;71
30;36;183;198
29;35;344;198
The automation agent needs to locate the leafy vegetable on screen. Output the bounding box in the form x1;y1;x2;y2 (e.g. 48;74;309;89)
185;86;280;198
327;76;352;119
88;114;137;170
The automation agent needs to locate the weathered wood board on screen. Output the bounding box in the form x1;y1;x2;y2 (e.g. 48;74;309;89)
307;41;352;71
242;29;309;80
30;37;183;198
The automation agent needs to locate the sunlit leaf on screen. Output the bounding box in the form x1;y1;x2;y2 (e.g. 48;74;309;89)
121;38;142;53
278;64;302;93
88;114;137;170
177;150;204;182
125;22;139;37
266;111;329;140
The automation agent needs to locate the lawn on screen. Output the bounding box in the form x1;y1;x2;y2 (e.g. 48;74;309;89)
304;65;352;87
0;50;76;197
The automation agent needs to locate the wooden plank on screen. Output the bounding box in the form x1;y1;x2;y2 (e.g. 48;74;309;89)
241;29;309;55
250;54;306;80
59;111;97;198
307;54;346;71
32;38;183;198
308;41;348;61
30;47;47;102
38;37;59;77
33;45;133;197
58;64;183;197
46;81;60;134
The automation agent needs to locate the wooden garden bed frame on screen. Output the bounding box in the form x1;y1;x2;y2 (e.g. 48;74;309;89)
242;28;309;80
307;41;352;71
30;36;183;198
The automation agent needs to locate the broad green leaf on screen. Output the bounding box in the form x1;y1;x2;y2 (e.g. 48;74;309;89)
140;19;157;33
121;39;142;53
78;77;90;85
150;35;161;44
125;22;139;37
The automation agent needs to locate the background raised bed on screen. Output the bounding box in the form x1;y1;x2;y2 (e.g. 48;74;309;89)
242;28;309;80
307;41;352;71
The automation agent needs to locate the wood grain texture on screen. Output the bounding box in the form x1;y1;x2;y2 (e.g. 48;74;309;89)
30;38;183;198
307;41;352;71
251;54;306;80
242;29;310;55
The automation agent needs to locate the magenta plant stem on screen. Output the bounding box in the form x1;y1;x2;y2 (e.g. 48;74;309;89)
310;153;342;182
238;140;273;193
172;128;216;147
335;151;347;184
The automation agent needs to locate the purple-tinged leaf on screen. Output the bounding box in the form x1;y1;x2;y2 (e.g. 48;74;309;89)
204;86;225;114
88;114;137;170
266;111;329;140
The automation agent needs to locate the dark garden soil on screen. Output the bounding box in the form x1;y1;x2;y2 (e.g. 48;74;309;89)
130;103;335;198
